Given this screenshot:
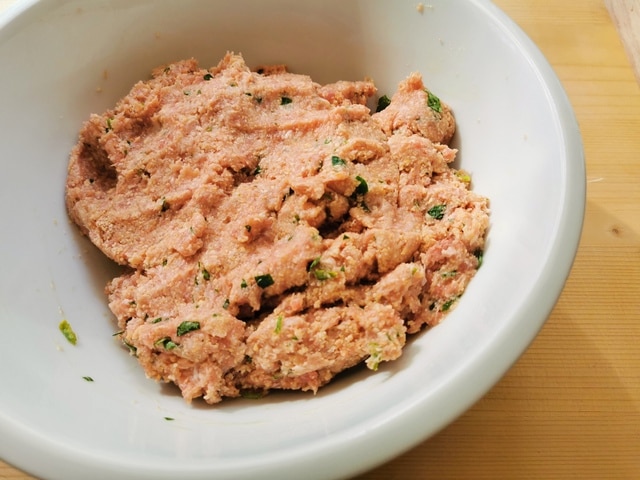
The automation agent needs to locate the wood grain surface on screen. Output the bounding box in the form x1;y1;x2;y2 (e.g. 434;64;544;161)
1;0;639;479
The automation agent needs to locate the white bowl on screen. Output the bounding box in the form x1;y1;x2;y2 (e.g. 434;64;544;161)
0;1;585;479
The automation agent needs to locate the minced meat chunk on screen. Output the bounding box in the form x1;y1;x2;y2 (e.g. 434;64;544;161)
65;52;489;404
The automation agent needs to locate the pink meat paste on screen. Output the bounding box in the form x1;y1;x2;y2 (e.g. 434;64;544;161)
65;53;489;404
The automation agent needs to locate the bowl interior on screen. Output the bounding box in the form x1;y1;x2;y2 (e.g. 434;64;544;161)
0;1;584;479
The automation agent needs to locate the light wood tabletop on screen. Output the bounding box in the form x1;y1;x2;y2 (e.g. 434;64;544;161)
1;0;638;479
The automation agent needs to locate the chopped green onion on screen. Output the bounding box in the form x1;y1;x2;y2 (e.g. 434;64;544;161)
427;204;446;220
331;155;346;167
426;90;442;113
474;249;484;268
176;321;200;336
274;315;283;334
281;96;292;105
376;95;391;112
154;337;178;350
82;376;94;382
313;269;336;281
240;389;266;399
308;257;321;271
59;320;77;345
122;338;137;355
354;176;368;195
441;296;459;312
255;273;275;288
308;257;336;281
203;73;213;80
456;170;472;183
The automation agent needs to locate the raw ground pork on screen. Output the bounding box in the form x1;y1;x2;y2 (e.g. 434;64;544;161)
65;52;489;404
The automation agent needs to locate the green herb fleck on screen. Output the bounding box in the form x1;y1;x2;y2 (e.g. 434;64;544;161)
331;155;347;167
354;176;368;195
255;273;275;288
222;298;230;309
274;315;283;334
245;225;252;232
441;270;458;278
203;73;213;80
308;257;321;271
376;94;391;112
176;321;201;336
240;278;248;289
441;296;459;312
426;90;442;113
308;257;336;281
82;376;94;382
59;320;77;345
367;343;383;371
162;258;168;266
427;204;446;220
154;336;178;350
313;269;336;281
280;96;293;105
456;170;472;183
122;338;137;355
151;317;163;324
164;416;175;421
240;389;266;399
160;197;169;212
202;267;210;281
474;249;484;268
105;117;113;133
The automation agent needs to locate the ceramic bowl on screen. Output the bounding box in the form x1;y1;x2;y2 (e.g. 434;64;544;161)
0;1;584;479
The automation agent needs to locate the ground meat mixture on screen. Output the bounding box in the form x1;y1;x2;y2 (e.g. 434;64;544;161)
66;52;489;404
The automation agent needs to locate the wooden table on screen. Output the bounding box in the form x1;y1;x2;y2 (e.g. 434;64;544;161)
1;0;638;478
